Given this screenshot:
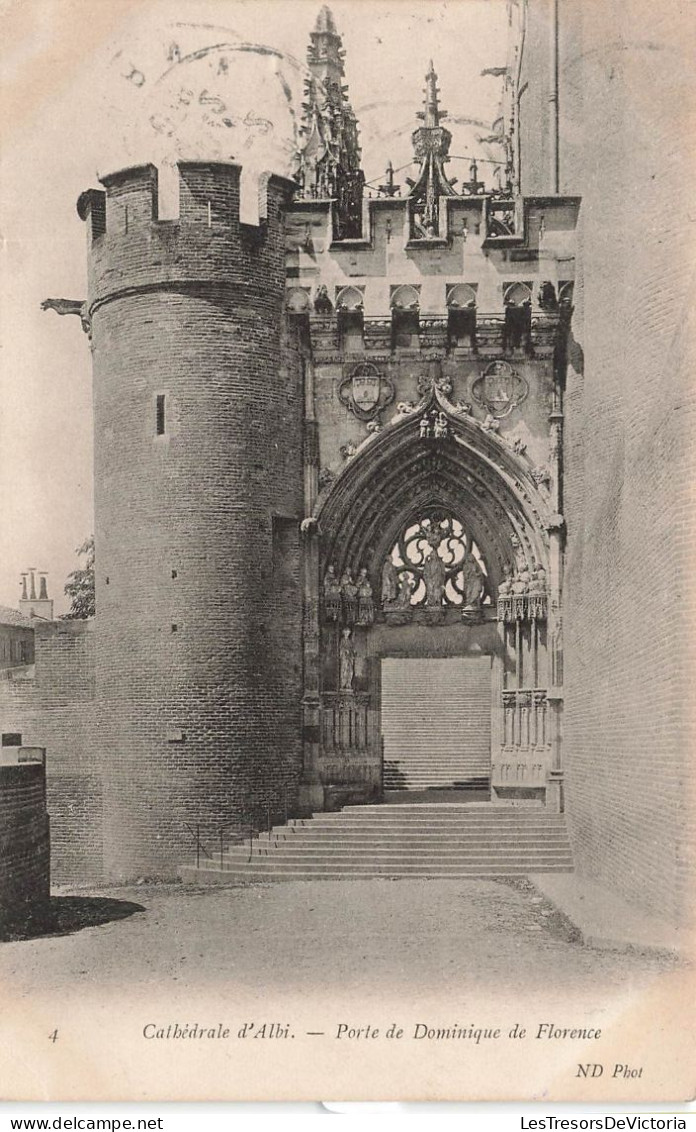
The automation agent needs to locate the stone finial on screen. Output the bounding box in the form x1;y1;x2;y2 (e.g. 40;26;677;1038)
420;60;447;129
313;5;338;36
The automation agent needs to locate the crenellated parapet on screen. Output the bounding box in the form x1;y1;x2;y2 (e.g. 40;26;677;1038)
78;162;297;315
285;190;579;365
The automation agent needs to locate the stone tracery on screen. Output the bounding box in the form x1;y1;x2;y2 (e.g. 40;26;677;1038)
382;514;491;611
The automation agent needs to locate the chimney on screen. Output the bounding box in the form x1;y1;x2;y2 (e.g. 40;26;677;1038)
19;568;54;621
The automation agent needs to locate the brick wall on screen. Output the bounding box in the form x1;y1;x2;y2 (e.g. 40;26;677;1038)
0;621;99;883
0;759;50;927
83;163;304;880
521;0;696;925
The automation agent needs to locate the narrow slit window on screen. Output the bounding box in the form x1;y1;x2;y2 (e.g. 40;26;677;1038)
156;394;166;436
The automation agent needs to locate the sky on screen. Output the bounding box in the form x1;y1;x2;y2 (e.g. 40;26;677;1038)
0;0;507;614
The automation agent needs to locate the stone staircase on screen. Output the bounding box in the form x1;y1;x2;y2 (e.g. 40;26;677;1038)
179;804;574;883
383;759;490;790
382;657;491;791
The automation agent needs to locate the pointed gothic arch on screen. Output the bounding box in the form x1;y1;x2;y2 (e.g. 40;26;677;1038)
316;391;553;598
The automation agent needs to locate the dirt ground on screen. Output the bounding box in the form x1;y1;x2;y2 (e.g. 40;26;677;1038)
1;876;676;997
2;877;690;1103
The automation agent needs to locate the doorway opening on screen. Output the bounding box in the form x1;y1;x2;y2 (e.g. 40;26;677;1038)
381;657;491;802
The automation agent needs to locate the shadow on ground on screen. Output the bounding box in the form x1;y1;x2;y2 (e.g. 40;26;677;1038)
1;896;145;943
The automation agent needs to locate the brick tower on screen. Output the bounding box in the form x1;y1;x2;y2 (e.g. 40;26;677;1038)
77;163;304;880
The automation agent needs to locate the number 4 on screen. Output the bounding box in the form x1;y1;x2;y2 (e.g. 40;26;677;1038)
49;1029;58;1043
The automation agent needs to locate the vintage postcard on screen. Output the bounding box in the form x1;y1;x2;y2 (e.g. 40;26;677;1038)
0;0;694;1106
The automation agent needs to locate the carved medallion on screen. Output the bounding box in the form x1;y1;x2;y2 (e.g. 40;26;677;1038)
471;361;528;419
339;362;395;421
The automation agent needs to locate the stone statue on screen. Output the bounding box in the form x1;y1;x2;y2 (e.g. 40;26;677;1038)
339;629;356;692
396;571;416;608
419;416;431;439
461;553;482;608
433;411;448;439
538;281;558;310
323;565;341;621
318;467;336;490
423;548;446;606
381;559;399;606
313;284;333;314
511;565;531;595
412;210;429;239
498;569;513;597
340;570;358;623
529;563;547;594
356;568;374;625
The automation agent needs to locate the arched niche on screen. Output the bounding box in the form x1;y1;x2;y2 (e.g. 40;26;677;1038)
390;284;420;310
335;285;364;311
447;283;477;309
285;286;311;313
504;282;532;306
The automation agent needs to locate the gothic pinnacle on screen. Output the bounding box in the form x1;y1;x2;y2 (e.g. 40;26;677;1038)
417;60;447;129
314;5;338;36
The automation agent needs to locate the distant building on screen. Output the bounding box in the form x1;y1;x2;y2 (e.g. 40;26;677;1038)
0;605;35;670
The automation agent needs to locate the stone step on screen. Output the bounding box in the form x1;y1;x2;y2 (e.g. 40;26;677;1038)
286;821;566;833
383;775;489;781
384;764;489;770
310;807;555;816
223;852;573;867
299;806;559;816
383;772;489;778
290;817;566;826
261;825;568;837
294;815;565;824
180;862;574;883
226;840;572;856
384;763;489;769
382;781;489;787
255;837;572;846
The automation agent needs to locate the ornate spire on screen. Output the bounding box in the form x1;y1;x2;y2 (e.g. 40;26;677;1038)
408;62;457;240
297;7;365;239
